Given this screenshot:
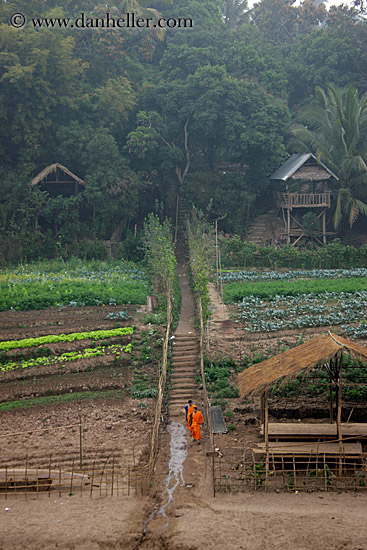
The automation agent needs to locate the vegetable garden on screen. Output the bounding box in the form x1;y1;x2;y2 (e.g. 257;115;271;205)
0;258;164;492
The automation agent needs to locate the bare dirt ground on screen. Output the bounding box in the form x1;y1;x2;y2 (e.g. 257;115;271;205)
1;283;367;549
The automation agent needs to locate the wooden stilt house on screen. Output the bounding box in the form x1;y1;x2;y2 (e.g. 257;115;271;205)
271;154;338;246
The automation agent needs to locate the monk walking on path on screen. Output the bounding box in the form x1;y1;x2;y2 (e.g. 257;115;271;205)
190;406;203;444
185;400;195;431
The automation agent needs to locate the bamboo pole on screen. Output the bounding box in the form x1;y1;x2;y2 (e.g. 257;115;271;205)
90;461;95;498
215;220;219;286
264;389;269;490
199;296;214;451
25;455;28;501
337;352;343;478
70;458;74;496
79;415;83;471
48;454;52;498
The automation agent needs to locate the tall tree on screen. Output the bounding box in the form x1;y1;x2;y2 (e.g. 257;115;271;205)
291;84;367;230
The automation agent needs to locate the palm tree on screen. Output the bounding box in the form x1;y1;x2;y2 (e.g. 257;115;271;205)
291;84;367;231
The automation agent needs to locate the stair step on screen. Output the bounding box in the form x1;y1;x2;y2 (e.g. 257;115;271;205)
172;353;198;363
170;388;196;396
171;373;197;380
171;378;196;390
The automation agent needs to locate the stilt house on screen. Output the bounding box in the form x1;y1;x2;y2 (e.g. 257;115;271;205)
271;154;338;246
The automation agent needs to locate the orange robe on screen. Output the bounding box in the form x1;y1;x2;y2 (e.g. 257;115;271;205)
186;405;195;430
191;410;203;441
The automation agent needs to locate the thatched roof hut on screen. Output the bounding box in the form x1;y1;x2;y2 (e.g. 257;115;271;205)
32;163;85;197
238;332;367;399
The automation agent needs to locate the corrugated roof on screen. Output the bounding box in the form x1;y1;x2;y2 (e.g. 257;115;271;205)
270;153;338;181
238;332;367;399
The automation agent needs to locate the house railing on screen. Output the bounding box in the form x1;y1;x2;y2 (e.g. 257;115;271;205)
276;192;331;209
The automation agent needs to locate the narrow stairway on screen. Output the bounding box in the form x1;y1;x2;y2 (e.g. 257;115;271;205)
168;199;200;419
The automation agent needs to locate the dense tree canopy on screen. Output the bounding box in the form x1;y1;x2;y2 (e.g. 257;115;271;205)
1;0;367;261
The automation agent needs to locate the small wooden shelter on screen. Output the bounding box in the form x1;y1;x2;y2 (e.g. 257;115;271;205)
238;332;367;478
32;163;86;197
271;154;338;246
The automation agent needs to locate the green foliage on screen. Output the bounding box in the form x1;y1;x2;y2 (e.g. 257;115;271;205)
187;214;215;324
0;258;149;311
0;327;134;352
0;343;132;374
224;276;367;303
291;84;367;231
142;213;176;296
204;357;239;401
220;237;367;270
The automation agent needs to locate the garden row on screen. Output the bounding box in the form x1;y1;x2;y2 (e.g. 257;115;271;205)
0;259;150;311
221;267;367;283
237;292;367;334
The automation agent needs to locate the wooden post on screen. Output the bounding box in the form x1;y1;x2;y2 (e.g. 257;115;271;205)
25;455;28;500
337;352;343;478
111;457;115;496
287;208;291;244
59;467;62;499
329;369;333;424
215;220;219;286
264;389;269;490
206;451;218;498
70;458;74;496
260;392;265;427
322;210;327;245
48;454;52;498
79;415;83;471
90;461;95;498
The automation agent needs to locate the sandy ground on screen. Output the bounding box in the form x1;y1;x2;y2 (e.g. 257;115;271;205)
2;445;367;550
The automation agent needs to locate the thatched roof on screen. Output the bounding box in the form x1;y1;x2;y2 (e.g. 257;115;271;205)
238;332;367;399
31;163;85;187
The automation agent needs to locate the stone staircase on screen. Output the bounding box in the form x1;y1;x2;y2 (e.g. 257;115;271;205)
245;209;284;246
168;334;199;418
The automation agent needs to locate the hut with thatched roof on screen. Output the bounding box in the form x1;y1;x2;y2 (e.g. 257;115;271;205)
238;332;367;479
32;163;86;197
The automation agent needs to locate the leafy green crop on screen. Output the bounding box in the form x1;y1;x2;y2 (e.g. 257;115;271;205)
0;327;133;352
224;277;367;303
0;259;150;311
0;343;132;373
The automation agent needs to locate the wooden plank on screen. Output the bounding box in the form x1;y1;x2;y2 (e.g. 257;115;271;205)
254;441;362;457
260;423;367;439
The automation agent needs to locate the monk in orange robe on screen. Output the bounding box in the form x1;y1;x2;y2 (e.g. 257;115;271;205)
190;407;203;443
185;400;195;431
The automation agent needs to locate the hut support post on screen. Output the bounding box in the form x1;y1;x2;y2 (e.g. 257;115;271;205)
264;389;269;489
337;352;343;478
329;368;333;424
287;208;291;244
322;210;326;245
